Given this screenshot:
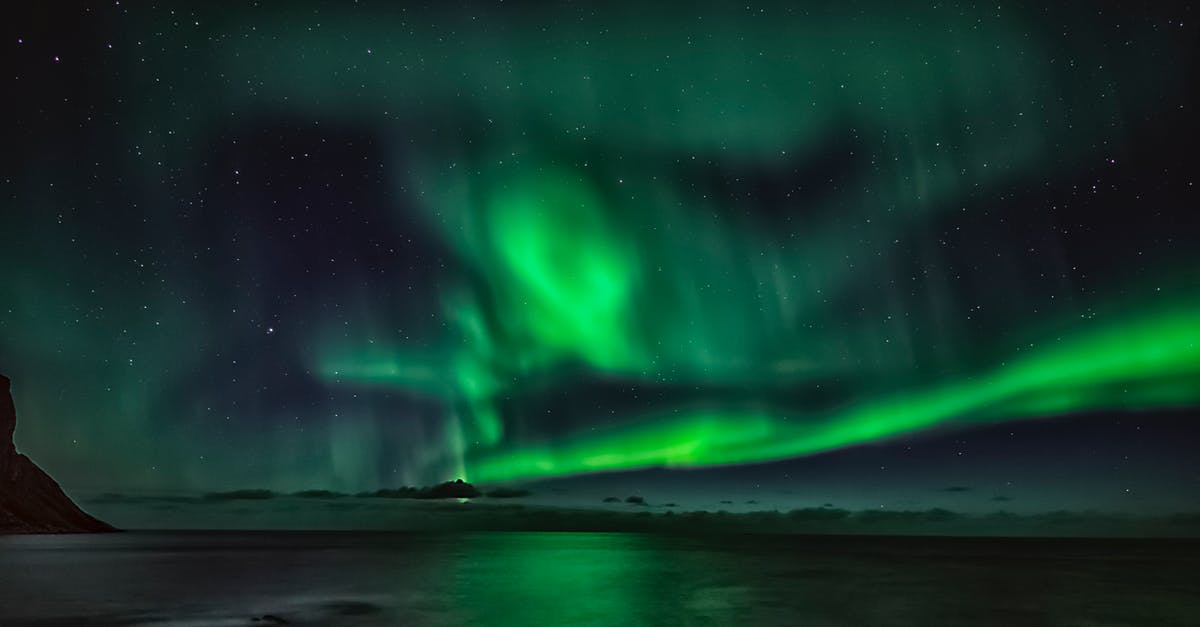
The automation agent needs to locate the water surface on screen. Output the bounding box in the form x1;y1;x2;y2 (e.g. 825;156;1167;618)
1;531;1197;625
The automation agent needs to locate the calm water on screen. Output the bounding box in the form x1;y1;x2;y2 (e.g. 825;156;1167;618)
0;531;1197;626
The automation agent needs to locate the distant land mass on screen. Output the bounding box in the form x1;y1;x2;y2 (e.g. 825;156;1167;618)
0;373;114;533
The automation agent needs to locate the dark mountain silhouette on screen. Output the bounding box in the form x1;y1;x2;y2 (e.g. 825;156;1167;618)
0;374;114;533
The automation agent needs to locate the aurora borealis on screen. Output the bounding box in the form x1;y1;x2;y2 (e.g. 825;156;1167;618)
2;1;1198;514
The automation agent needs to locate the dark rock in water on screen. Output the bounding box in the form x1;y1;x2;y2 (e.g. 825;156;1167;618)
0;373;115;533
252;615;289;624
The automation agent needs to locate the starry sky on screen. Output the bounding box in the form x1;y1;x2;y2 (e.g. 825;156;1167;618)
2;1;1198;517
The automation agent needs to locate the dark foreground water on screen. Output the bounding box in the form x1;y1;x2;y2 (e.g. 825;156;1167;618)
1;531;1197;626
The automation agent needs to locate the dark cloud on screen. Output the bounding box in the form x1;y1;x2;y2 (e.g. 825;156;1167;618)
84;493;1200;536
292;490;348;499
485;488;532;498
857;508;963;524
786;508;851;522
204;489;277;502
88;493;198;505
991;495;1014;502
359;488;423;499
357;480;481;499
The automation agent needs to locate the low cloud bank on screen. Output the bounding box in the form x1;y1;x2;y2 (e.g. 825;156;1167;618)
85;490;1200;537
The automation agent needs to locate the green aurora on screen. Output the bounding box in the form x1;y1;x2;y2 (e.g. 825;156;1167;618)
461;304;1200;482
178;2;1200;484
3;1;1198;498
289;5;1198;484
319;163;1200;481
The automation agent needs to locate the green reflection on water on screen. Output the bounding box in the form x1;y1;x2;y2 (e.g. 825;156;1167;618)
445;533;674;626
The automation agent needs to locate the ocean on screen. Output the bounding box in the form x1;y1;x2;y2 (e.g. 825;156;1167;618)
1;531;1197;625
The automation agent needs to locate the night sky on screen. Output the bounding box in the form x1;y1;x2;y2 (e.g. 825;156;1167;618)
2;1;1198;518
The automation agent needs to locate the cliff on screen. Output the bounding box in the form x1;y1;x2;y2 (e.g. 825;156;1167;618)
0;373;114;533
